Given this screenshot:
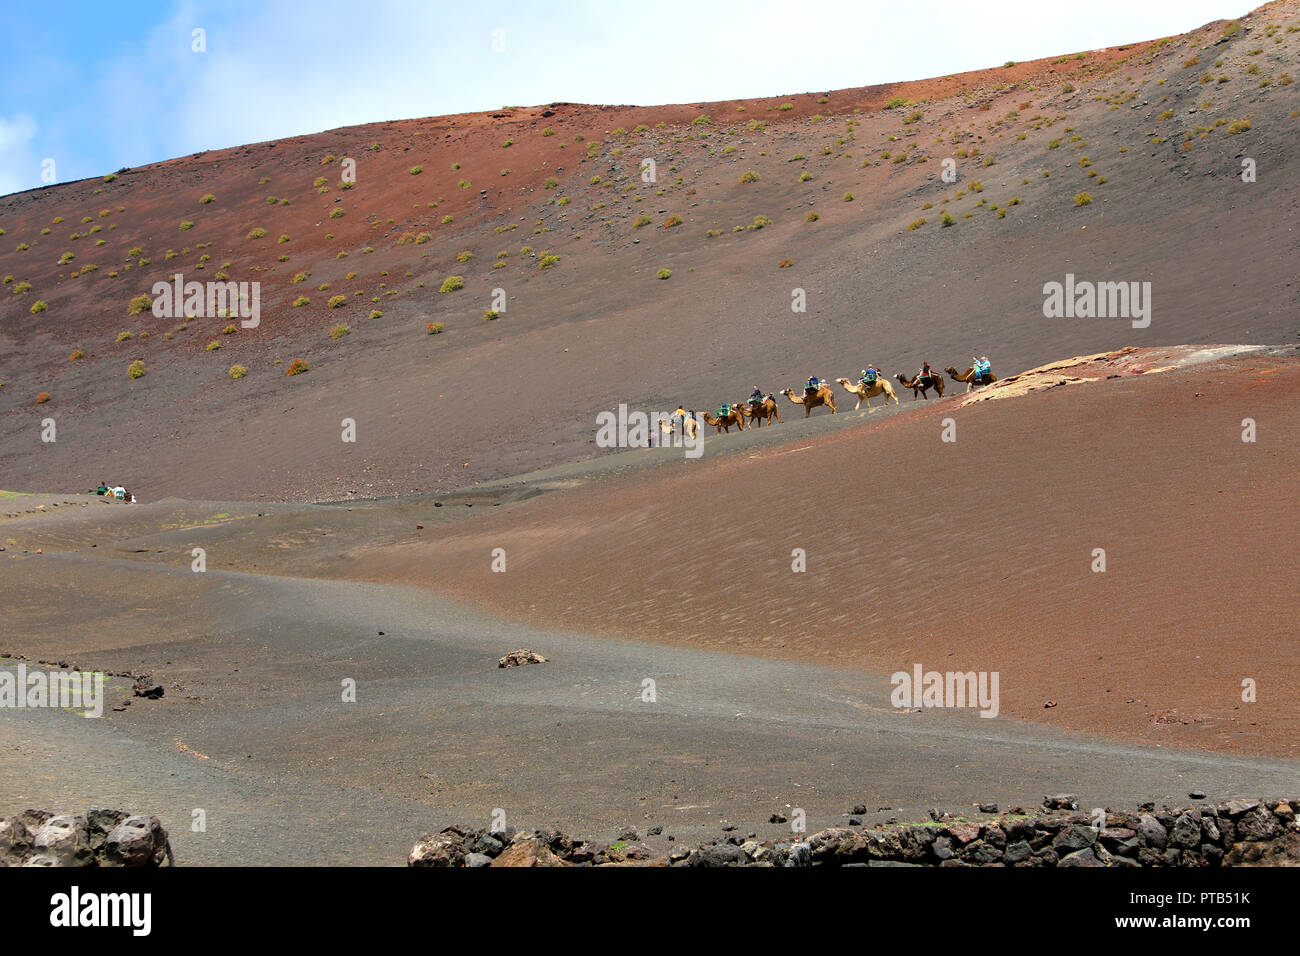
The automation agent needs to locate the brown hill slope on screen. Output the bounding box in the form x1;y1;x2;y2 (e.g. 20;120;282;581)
330;348;1300;758
1;2;1298;500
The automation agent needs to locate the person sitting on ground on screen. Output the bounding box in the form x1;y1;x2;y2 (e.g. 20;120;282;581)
111;485;126;500
93;482;108;496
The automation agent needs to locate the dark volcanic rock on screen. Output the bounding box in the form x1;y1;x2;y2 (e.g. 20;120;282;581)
132;676;164;699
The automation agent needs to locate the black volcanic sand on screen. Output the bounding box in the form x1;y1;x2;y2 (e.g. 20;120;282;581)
2;564;1296;866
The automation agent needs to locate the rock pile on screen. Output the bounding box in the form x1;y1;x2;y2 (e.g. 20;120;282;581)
0;809;173;867
409;797;1300;867
497;649;547;668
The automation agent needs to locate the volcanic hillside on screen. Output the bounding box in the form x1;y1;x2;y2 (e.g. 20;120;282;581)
2;2;1298;500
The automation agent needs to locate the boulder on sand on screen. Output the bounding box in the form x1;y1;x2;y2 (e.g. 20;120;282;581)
498;649;548;668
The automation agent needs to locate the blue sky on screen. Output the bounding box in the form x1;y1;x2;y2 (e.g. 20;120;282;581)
0;0;1250;197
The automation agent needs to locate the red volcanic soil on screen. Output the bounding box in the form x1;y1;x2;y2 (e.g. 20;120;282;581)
2;3;1299;501
333;351;1300;759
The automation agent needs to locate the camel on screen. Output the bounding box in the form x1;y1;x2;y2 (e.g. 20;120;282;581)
702;405;746;433
895;372;945;401
834;376;899;411
658;415;699;441
781;384;837;418
945;365;998;392
740;396;782;428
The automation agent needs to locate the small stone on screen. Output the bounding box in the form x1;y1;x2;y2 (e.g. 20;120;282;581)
497;649;547;668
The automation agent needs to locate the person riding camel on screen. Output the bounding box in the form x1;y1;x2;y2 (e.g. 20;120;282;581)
860;366;878;386
806;375;821;393
750;385;764;405
916;362;933;386
979;356;992;381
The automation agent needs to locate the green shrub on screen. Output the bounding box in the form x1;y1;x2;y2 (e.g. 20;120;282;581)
440;276;464;293
228;365;248;379
30;300;48;314
199;194;216;204
1074;192;1093;206
656;269;671;280
328;295;347;308
127;359;147;379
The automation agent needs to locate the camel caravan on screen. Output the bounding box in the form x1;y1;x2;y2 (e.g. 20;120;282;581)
663;358;996;438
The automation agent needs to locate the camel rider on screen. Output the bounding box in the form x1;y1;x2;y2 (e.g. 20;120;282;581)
806;376;821;393
861;367;878;386
917;362;933;385
717;402;731;418
750;385;765;404
673;405;687;431
978;356;992;381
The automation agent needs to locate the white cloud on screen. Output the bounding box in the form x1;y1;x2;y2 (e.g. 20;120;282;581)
0;113;39;196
